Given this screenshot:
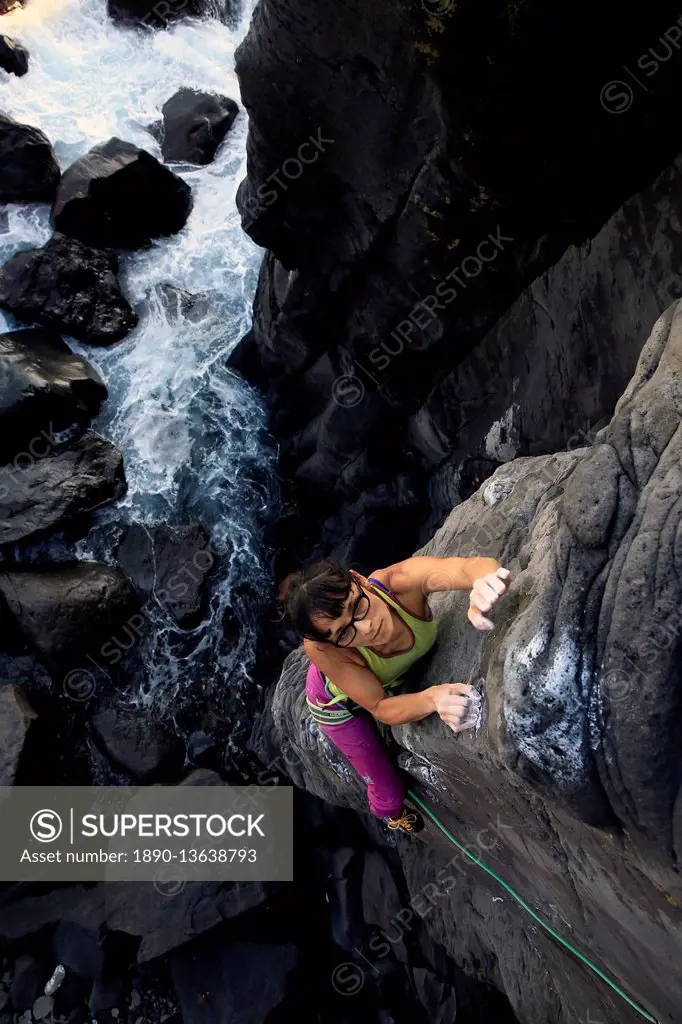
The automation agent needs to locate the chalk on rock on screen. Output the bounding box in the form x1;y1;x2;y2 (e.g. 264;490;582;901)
483;476;514;507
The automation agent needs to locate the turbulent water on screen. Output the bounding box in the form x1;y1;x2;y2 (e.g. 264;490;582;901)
0;0;277;752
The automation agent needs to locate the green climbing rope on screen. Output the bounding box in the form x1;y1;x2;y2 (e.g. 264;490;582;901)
406;789;659;1024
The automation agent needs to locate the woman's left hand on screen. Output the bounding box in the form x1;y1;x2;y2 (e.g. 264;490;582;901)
468;567;510;631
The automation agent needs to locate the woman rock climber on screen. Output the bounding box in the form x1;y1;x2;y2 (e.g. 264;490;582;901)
284;555;510;835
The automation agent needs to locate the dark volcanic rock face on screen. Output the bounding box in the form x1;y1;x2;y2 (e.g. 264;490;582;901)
52;137;193;250
252;302;682;1024
0;328;107;462
0;113;60;203
151;88;239;165
0;234;138;345
232;0;682;570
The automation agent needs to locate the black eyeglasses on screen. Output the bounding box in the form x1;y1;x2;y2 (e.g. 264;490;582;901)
332;583;370;648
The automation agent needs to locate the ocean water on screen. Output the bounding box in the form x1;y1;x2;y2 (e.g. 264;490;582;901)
0;0;277;749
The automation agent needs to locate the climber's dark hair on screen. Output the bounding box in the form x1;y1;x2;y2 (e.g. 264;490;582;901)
282;558;356;643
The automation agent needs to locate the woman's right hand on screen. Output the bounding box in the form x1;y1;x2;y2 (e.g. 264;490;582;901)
428;683;480;734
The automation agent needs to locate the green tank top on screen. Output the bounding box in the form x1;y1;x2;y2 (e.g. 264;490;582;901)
324;580;438;702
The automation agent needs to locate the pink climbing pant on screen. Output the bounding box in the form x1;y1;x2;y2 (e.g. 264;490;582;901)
306;663;405;820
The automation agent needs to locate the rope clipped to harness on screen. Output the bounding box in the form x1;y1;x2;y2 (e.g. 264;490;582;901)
406;789;659;1024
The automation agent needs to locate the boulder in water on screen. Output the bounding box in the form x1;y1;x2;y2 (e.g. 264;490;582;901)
0;430;126;547
155;281;208;322
0;328;107;463
0;113;60;203
0;35;29;77
0;562;139;670
152;88;238;165
116;522;218;628
52;137;193;250
0;233;138;345
108;0;238;30
90;700;185;781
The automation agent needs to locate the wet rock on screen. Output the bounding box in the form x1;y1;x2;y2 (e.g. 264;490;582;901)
253;301;682;1023
44;964;66;997
154;282;208;323
52;922;104;979
116;522;217;628
0;113;59;202
0;430;126;547
0;562;138;670
170;939;297;1024
0;36;29;77
152;89;238;165
9;954;42;1012
90;701;184;781
0;685;36;784
31;995;54;1020
52;138;192;250
108;0;238;29
0;234;138;345
0;328;107;463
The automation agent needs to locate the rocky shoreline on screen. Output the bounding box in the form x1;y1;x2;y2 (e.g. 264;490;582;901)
0;4;299;1020
2;0;682;1022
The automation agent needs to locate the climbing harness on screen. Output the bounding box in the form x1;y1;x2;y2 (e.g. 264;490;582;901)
406;789;660;1024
